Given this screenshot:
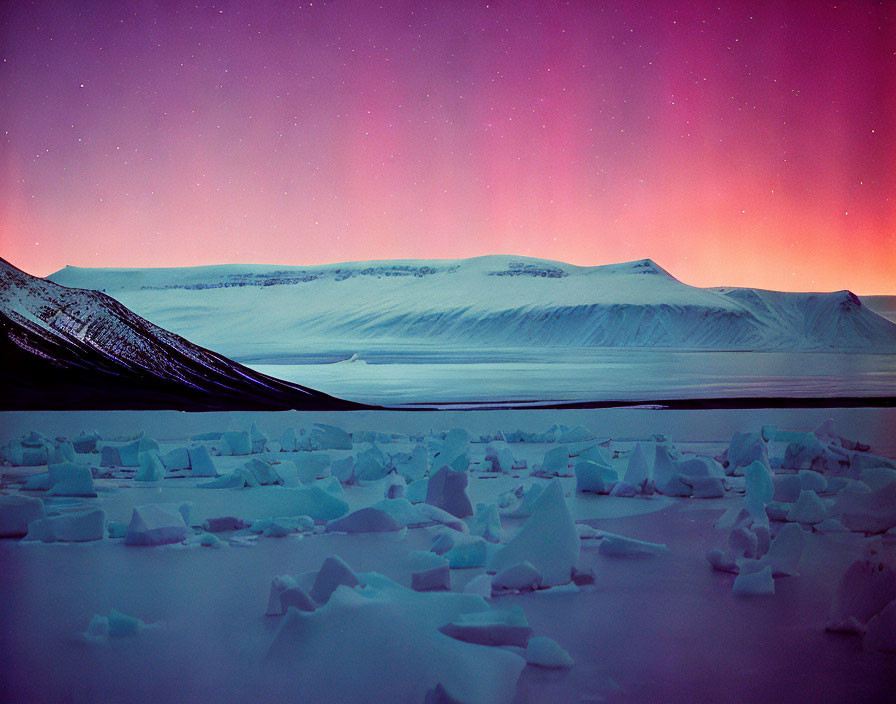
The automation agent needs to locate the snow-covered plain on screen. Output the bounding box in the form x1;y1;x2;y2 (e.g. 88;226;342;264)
2;408;895;703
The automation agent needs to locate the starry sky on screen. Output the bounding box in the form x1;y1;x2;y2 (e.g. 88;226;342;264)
1;0;894;293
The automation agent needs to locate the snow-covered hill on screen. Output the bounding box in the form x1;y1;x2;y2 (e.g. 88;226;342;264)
0;258;362;410
47;255;896;359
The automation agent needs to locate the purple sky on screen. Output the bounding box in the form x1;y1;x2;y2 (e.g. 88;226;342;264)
1;0;894;292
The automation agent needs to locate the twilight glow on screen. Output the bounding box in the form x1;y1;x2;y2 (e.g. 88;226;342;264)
1;0;893;293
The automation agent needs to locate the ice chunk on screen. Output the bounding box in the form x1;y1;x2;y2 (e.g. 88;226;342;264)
0;495;45;537
199;470;254;489
415;503;469;532
220;431;251;456
814;517;848;533
72;430;100;454
279;427;297;452
680;475;725;498
575;460;617;494
469;503;503;543
861;467;896;492
782;434;849;475
404;477;429;504
326;507;402;534
489;479;579;586
280;586;316;612
135;451;165;482
439;605;532;647
864;599;896;653
798;470;828;493
609;481;638;497
598;534;669;558
773;474;802;503
371;498;432;528
728;525;759;560
117;437;159;466
294;454;331;483
187;444;217;477
445;536;488;568
676;456;725;478
203;516;246;532
24;508;105;542
269;573;524;704
833;481;896;533
160;447;190;471
540;446;570;477
47;462;97;496
124;503;190;546
743;460;774;523
391;444;429;481
576;524;600;540
827;558;896;632
249;423;268;453
726;432;769;475
557;425;594;443
464;574;494;598
385;474;406;499
484;445;515;474
433;429;470;470
2;431;51;466
99;445;121;467
500;483;543;519
355;444;388;482
49;439;75;464
82;614;110;643
258;517;304;537
82;610;146;642
242;458;282;485
331;456;355;484
764;523;805;576
267;575;299;616
107;609;142;636
107;522;127;539
525;637;574;668
426;466;473;518
312;423;353;450
652;445;682;495
413;565;451;592
706;548;739;573
786;490;827;525
310;556;360;604
850;452;896;474
732;564;775;596
492;562;543;592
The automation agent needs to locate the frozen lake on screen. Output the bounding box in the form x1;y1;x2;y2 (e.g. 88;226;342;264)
2;407;895;703
245;348;896;405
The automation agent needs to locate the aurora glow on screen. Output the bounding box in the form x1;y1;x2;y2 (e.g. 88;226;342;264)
1;0;893;292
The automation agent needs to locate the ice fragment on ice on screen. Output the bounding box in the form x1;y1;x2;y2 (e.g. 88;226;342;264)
488;479;579;586
525;637;574;668
426;466;473;518
0;495;45;537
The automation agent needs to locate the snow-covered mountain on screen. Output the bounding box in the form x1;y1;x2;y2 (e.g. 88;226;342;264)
0;258;362;410
47;255;896;360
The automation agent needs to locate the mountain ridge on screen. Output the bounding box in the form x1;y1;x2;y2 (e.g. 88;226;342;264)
46;255;896;358
0;257;367;410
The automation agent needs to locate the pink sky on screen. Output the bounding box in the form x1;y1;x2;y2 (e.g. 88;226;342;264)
1;1;894;293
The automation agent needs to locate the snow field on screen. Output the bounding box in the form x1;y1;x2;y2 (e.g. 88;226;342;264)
1;409;895;702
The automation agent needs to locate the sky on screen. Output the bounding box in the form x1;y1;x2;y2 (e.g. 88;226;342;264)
1;1;894;293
